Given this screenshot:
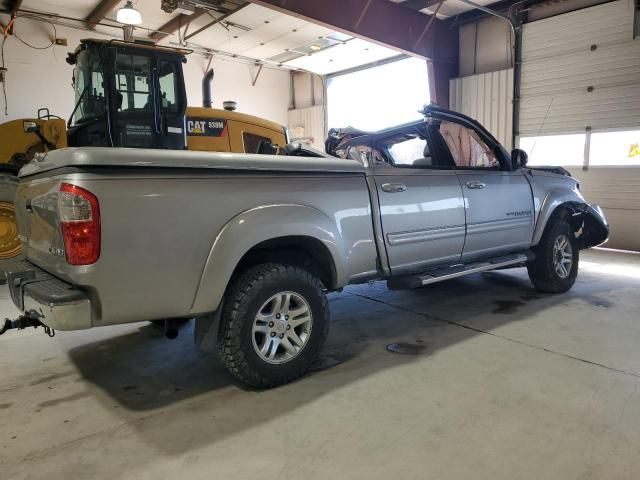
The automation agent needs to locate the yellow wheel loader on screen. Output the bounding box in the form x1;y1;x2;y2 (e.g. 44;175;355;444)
0;39;288;266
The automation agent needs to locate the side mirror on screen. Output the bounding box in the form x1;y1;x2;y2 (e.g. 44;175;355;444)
511;148;528;169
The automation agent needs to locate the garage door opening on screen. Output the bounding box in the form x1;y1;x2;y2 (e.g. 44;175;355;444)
326;57;430;132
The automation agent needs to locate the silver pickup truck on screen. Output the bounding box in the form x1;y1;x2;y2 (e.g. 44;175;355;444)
3;106;609;388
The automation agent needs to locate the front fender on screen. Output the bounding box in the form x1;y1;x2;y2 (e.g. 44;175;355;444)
578;204;610;249
189;204;346;314
532;189;585;246
532;191;609;249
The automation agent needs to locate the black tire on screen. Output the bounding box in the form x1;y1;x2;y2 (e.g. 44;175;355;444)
0;174;22;282
218;263;329;389
527;217;579;293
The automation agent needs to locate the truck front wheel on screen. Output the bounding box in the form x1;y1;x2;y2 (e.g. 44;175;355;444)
218;263;329;388
527;218;579;293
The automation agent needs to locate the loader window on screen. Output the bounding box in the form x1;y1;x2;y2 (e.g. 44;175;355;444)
243;132;273;154
115;53;152;112
72;50;106;124
159;61;178;113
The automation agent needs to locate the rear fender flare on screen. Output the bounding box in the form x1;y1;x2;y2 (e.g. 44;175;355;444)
190;204;346;314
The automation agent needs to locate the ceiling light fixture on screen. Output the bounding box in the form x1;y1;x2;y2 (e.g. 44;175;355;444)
117;1;142;25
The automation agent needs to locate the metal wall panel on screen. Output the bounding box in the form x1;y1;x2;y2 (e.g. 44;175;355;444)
570;167;640;251
521;0;640;251
287;105;326;151
520;0;640;136
449;68;514;148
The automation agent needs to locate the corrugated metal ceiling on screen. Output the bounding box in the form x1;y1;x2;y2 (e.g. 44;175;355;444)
389;0;499;19
11;1;403;74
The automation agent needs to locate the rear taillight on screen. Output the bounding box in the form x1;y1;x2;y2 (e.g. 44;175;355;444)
59;183;100;265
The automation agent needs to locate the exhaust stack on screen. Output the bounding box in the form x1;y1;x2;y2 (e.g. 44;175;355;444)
202;68;214;108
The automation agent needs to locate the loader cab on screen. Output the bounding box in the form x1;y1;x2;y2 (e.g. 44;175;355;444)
66;39;188;150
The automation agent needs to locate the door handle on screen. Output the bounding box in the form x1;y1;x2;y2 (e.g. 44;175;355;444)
381;183;407;193
466;181;486;189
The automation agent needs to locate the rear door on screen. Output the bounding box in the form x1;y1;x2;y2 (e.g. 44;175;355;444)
433;119;534;261
371;125;466;274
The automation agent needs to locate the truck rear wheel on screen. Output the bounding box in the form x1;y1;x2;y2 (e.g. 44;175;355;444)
218;263;329;388
527;218;579;293
0;174;22;274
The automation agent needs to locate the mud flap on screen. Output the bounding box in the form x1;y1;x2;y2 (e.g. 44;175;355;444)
194;308;222;352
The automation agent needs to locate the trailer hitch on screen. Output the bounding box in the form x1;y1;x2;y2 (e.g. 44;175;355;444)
0;314;54;337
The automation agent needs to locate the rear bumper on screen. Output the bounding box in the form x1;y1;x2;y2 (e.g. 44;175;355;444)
5;261;92;331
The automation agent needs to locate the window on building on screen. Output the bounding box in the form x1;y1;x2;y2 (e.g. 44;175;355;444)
590;130;640;166
327;57;430;131
519;134;586;166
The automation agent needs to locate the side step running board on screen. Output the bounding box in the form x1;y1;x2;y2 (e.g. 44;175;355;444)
387;253;530;290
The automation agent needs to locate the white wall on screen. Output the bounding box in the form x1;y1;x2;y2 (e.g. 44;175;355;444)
459;17;512;77
291;71;324;110
571;167;640;252
449;68;514;148
287;71;326;150
182;55;290;126
0;15;290;126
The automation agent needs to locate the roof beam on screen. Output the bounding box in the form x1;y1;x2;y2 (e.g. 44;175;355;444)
398;0;443;11
85;0;121;29
151;2;248;42
247;0;457;63
149;9;207;42
4;0;22;34
8;0;22;14
184;7;245;41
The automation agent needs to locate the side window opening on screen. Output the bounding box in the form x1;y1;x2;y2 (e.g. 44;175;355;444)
381;126;451;169
388;136;432;167
437;120;500;168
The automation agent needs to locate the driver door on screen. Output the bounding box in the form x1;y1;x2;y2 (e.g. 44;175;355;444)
432;119;534;261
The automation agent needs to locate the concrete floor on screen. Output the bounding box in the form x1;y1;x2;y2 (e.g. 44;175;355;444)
1;249;640;479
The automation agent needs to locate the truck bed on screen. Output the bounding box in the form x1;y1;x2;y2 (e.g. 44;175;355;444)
15;148;376;327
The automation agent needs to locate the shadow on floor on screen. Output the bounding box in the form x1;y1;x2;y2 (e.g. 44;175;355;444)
65;266;614;454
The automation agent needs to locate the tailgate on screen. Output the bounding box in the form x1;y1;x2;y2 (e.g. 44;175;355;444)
15;177;67;272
